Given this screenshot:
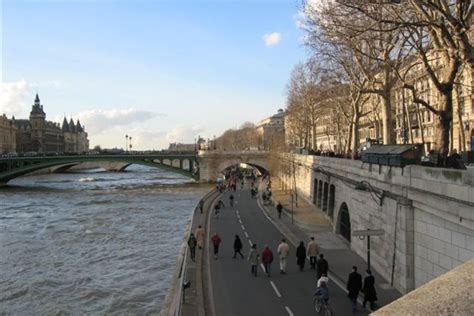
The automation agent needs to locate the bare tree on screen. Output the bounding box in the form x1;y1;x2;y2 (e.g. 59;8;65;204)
338;0;473;164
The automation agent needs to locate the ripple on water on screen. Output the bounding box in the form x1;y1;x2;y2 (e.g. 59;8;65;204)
0;168;210;314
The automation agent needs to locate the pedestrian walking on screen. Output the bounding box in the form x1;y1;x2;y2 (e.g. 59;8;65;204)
214;204;220;219
347;266;363;312
211;233;222;259
277;239;289;274
233;234;244;259
248;244;260;277
316;253;329;280
187;233;197;261
296;241;306;271
307;237;320;270
262;245;274;277
362;270;377;311
276;202;283;219
199;200;204;214
195;225;205;249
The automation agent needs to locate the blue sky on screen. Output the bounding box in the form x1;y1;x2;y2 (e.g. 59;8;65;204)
1;0;308;149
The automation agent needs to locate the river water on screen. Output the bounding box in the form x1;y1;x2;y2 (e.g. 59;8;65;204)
0;165;210;315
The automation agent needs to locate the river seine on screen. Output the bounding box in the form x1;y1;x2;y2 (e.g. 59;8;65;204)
0;165;210;315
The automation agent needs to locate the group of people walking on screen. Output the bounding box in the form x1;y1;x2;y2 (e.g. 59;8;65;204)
191;178;379;313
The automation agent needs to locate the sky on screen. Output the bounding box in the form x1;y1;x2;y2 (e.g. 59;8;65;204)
1;0;309;150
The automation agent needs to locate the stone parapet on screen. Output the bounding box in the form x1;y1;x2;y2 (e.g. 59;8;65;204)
279;154;474;294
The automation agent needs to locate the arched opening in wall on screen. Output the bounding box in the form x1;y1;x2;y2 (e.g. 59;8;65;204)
313;178;318;205
317;180;323;208
322;182;329;212
218;162;269;188
328;185;335;219
338;203;351;242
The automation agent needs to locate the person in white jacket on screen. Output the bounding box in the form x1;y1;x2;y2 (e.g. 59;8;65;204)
317;272;329;288
277;239;290;274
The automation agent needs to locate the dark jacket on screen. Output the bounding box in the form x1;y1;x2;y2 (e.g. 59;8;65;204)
347;271;362;299
233;237;243;251
276;203;283;212
262;247;273;264
363;275;377;301
296;245;306;265
188;235;197;249
316;258;329;275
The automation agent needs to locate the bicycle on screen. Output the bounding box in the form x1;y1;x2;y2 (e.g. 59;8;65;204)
313;295;333;316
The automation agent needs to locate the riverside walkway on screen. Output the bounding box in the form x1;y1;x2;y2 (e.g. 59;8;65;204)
176;178;400;316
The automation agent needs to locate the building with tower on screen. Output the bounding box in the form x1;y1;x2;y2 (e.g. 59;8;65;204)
15;94;89;154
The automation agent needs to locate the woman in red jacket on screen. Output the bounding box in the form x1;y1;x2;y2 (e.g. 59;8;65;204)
211;233;222;259
261;245;274;277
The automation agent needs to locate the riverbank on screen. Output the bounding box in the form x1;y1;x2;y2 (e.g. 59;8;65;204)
159;188;219;316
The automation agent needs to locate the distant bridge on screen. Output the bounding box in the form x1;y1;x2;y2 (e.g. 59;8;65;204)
0;151;271;184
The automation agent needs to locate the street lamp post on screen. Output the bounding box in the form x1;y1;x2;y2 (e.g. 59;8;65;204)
125;134;128;153
129;136;132;153
352;229;385;272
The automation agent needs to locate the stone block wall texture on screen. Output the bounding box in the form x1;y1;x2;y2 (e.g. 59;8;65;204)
279;155;474;294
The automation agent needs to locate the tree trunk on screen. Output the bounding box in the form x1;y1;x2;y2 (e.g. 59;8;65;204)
456;93;466;152
347;121;353;155
415;105;425;150
351;112;360;159
312;121;317;151
434;93;453;166
381;92;394;144
404;102;414;144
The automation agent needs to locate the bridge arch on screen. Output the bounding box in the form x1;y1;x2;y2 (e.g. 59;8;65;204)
216;159;269;176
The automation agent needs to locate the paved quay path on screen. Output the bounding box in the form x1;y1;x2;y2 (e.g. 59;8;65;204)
265;178;401;309
207;184;366;316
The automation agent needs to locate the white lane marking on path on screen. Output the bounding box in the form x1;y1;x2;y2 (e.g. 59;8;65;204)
260;263;266;272
238;219;243;225
248;240;253;247
270;281;282;298
285;306;294;316
244;231;249;238
241;224;245;230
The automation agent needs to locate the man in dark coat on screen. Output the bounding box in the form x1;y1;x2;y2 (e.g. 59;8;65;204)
233;234;244;259
363;270;377;310
276;202;283;219
316;253;329;279
188;233;197;261
347;266;362;312
296;241;306;271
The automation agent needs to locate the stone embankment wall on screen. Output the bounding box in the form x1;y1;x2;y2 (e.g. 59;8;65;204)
279;155;474;294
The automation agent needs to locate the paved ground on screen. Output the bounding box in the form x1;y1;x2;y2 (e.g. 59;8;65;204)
207;184;368;316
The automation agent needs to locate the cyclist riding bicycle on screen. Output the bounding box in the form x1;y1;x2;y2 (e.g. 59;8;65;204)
314;280;329;304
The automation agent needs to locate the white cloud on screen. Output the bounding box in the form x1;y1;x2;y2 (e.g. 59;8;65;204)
76;108;163;134
0;79;30;116
165;125;205;143
262;32;282;46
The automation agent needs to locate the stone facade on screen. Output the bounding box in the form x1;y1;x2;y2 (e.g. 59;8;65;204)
15;94;89;153
0;114;17;154
256;109;285;150
278;154;474;294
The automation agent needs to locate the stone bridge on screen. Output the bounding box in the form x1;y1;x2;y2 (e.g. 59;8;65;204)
197;150;270;181
0;151;270;184
279;154;474;294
